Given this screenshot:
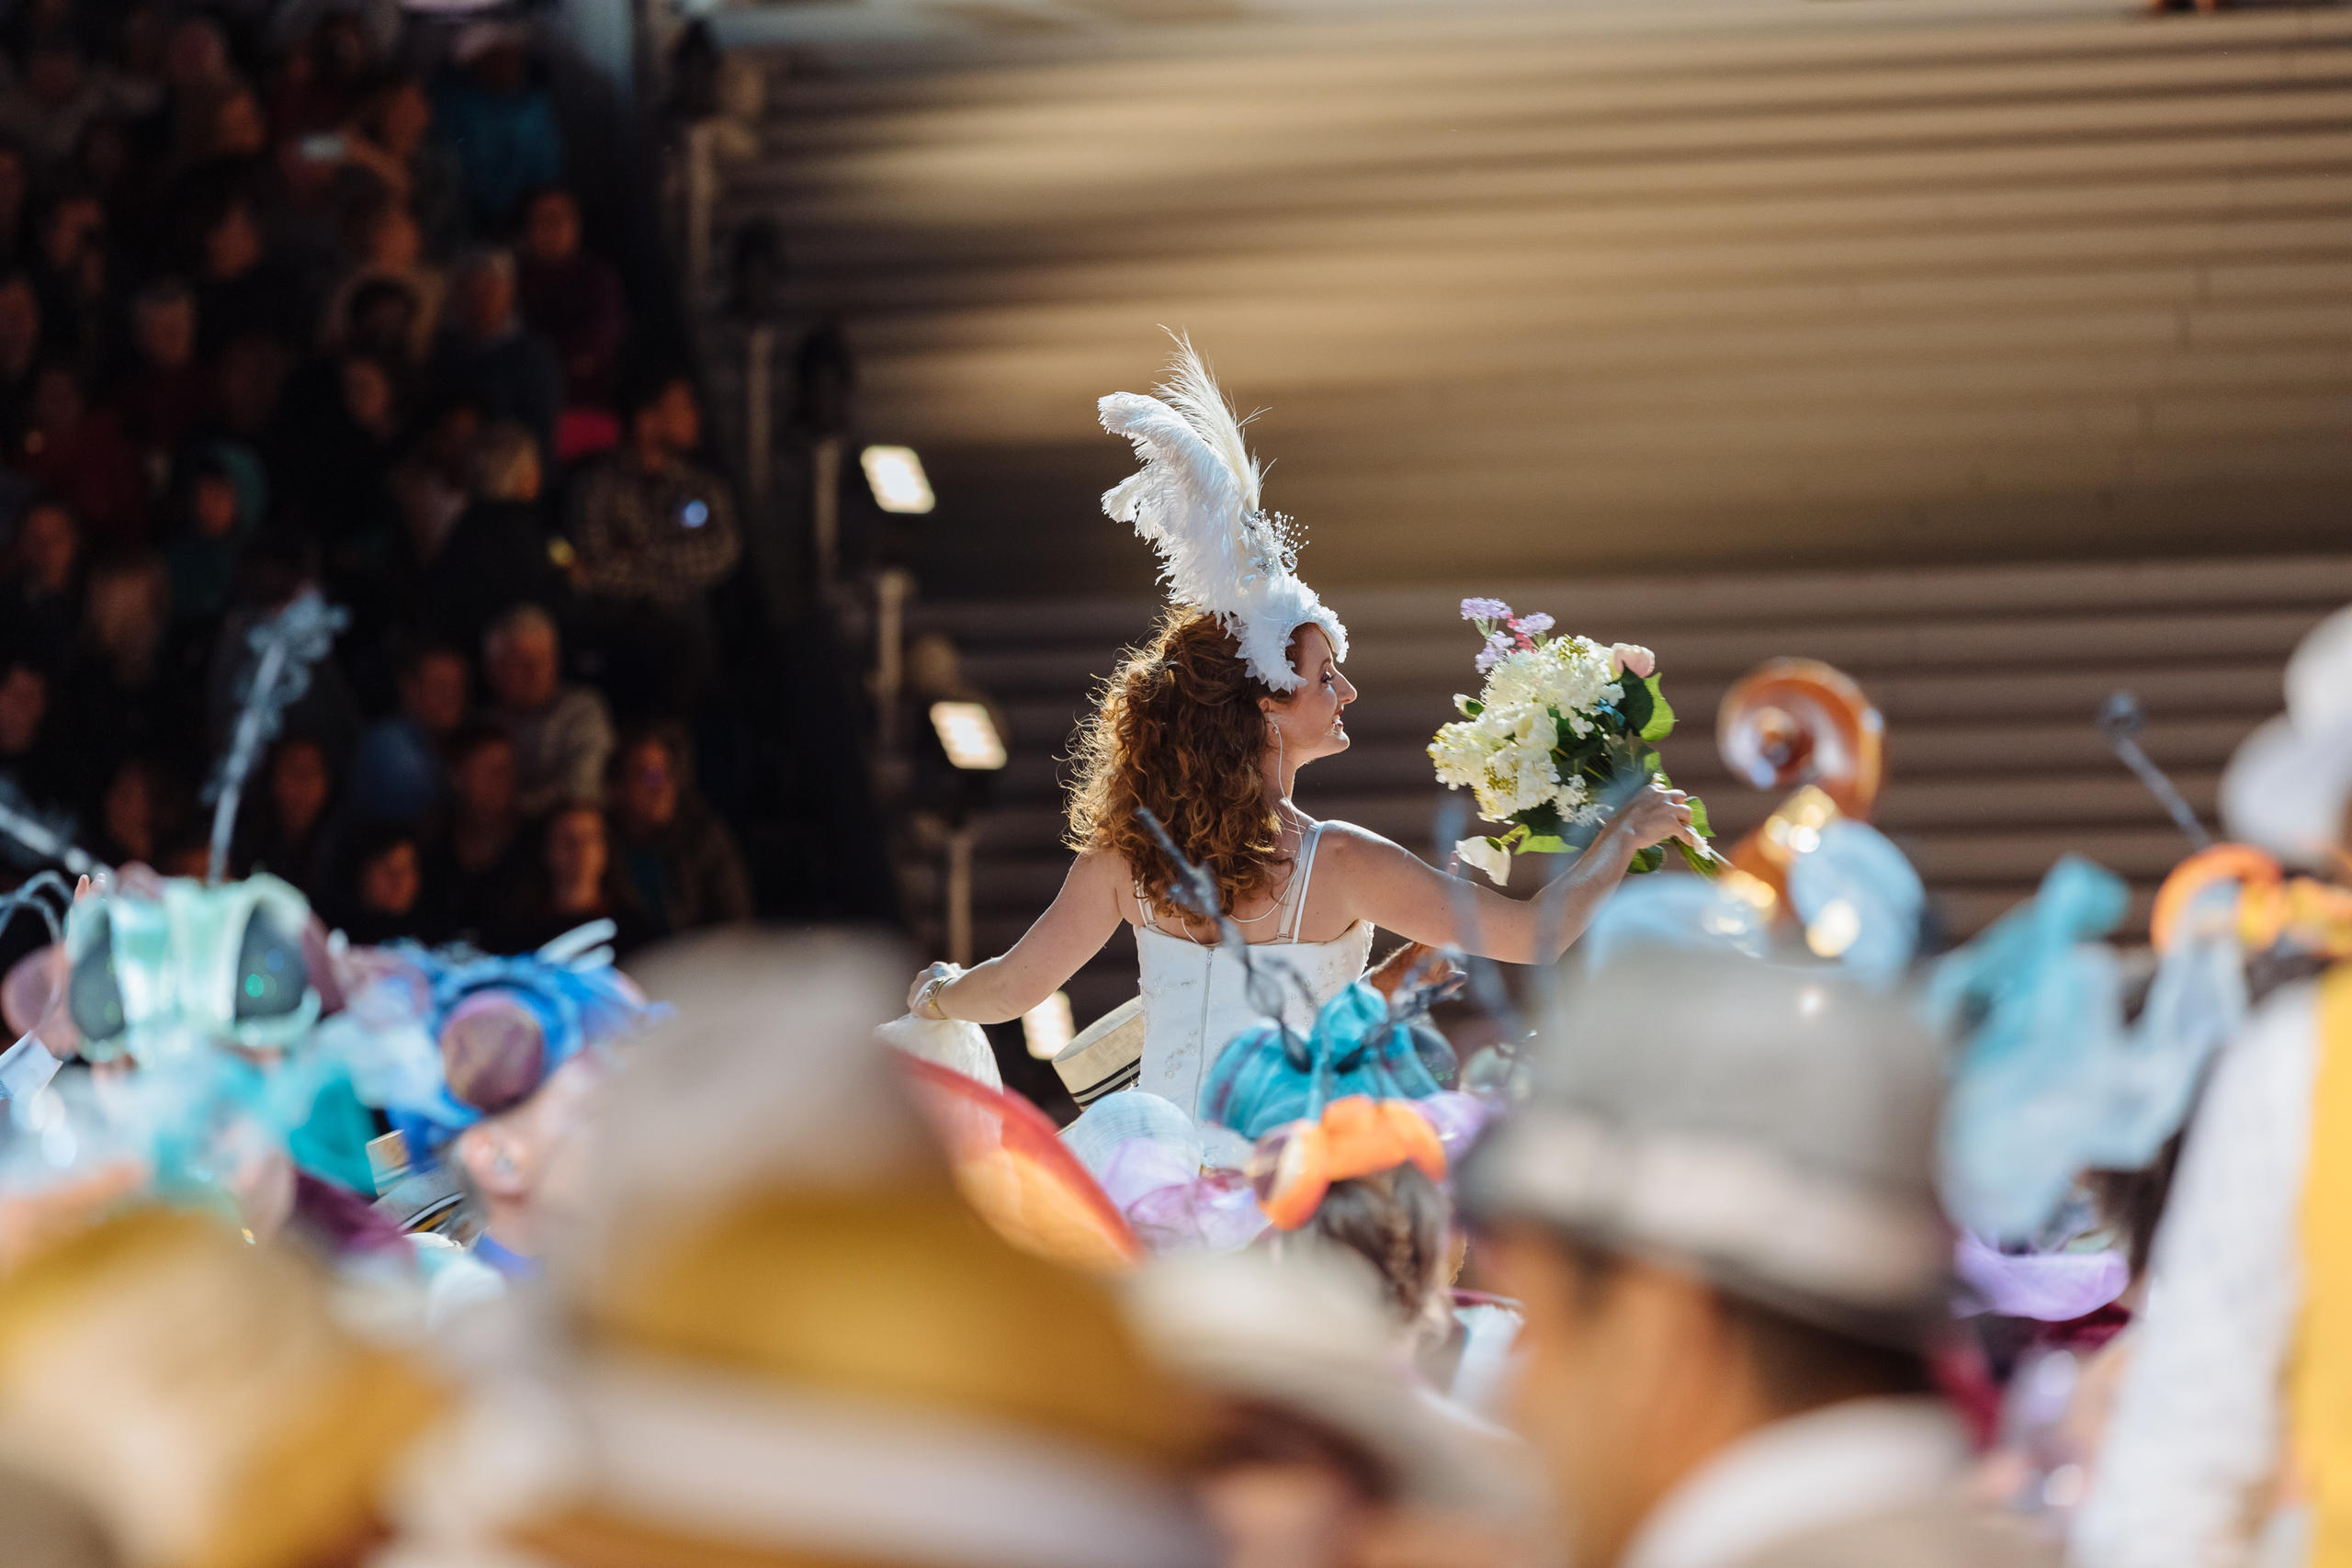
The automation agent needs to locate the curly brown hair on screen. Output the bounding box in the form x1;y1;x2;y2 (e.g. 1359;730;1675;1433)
1066;607;1289;922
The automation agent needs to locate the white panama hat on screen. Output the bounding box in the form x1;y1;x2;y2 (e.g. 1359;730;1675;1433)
2221;604;2352;868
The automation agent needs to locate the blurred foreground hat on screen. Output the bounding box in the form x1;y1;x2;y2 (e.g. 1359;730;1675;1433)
1127;1247;1535;1521
391;931;1216;1568
1458;949;1950;1346
2222;604;2352;868
0;1207;444;1568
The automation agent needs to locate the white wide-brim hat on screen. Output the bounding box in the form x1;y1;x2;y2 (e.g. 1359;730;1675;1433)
2221;604;2352;868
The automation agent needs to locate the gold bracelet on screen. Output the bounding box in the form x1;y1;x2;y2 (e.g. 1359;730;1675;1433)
915;970;957;1021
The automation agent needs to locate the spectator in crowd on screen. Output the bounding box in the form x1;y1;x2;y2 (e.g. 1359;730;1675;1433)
270;12;376;143
0;656;69;814
280;350;403;620
483;603;612;816
163;445;264;631
175;79;269;178
319;190;441;360
0;269;40;442
569;370;739;612
237;733;336;897
96;753;191;869
119;277;215;473
187;184;310;357
205;334;298;468
434;248;558;461
30;189;113;371
433;22;561;234
345;71;464;258
350;637;469;824
422;420;563;654
609;723;753;936
68;549;197;794
332;274;425;370
17;359;144;546
498;800;652;955
3;493;80;661
567;370;738;710
163;14;241;130
0;35;126;173
74;118;154;262
423;722;526;942
515;186;624;414
391;390;479;570
0;142;30;272
331;822;424;944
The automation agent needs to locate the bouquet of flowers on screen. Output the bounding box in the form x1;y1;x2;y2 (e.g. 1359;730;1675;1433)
1430;597;1714;884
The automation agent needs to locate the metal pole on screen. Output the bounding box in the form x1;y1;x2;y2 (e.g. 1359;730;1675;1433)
946;826;975;967
2098;690;2213;849
744;323;774;505
874;566;911;749
812;434;842;596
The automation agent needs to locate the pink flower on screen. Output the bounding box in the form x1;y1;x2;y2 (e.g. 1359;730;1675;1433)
1609;642;1657;679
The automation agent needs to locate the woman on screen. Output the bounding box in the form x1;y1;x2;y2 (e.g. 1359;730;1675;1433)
496;802;655;956
909;343;1694;1111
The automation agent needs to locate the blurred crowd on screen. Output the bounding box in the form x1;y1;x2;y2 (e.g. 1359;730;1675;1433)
0;0;753;954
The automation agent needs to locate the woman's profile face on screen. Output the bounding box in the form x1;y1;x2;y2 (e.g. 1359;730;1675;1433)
1263;624;1356;768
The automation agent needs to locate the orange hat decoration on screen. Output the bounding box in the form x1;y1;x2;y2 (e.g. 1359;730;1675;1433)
1252;1095;1448;1232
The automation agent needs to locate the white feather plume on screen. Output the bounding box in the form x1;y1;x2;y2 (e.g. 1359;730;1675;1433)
1098;336;1344;693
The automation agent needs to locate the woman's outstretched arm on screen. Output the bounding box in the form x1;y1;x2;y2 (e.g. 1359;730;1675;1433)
1318;782;1695;964
909;849;1128;1024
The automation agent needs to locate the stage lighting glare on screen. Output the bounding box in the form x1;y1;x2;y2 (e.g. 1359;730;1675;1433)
861;445;935;513
931;702;1007;771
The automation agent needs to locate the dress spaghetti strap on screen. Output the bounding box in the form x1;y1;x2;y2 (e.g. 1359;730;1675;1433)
1278;823;1325;942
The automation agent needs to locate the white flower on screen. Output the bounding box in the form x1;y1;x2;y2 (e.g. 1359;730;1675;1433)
1483;638;1615;717
1455;836;1512;886
1472;704;1560;819
1429;720;1487;791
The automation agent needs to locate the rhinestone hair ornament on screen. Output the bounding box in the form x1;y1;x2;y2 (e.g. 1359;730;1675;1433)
1098;336;1347;693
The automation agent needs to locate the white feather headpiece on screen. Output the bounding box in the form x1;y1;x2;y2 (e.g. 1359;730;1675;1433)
1099;338;1346;693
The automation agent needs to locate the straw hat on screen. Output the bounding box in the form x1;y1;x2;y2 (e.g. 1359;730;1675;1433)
387;931;1216;1568
0;1207;445;1568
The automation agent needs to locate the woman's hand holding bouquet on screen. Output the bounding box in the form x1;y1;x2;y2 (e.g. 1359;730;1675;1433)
1430;598;1715;885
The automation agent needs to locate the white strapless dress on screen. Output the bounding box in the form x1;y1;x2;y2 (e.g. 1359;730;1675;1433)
1133;822;1373;1118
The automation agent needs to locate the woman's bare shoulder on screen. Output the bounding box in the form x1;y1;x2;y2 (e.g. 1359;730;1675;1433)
1309;819;1422;871
1068;844;1141;915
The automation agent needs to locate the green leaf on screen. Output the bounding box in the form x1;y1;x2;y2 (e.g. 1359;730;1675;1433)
1456;695;1483;718
1615;676;1654;739
1686;795;1713;837
1637;673;1675;742
1519;800;1565;839
1520;833;1569;854
1675;839;1721;877
1629;843;1666;874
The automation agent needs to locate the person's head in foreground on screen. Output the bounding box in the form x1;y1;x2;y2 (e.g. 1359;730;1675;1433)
1456;949;2034;1568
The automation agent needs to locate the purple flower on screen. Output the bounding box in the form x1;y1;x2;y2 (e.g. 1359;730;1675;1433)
1473;631;1513;673
1515;612;1555;636
1460;597;1513;624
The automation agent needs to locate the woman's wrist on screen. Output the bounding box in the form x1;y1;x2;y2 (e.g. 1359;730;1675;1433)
914;964;965;1020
